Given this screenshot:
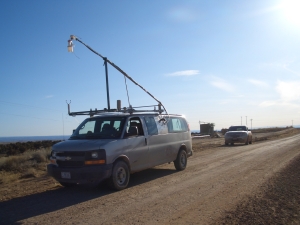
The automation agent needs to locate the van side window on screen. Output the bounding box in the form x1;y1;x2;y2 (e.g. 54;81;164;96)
125;117;144;136
144;116;158;135
167;117;188;133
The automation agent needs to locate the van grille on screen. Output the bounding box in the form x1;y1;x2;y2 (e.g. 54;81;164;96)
56;152;85;157
56;151;85;168
57;161;84;167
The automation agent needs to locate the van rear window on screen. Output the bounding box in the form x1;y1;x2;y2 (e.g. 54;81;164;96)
167;117;188;133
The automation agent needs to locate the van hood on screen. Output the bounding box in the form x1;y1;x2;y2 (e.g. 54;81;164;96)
52;139;117;152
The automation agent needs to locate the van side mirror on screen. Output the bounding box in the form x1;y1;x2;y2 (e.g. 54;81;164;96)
158;118;166;123
72;129;75;134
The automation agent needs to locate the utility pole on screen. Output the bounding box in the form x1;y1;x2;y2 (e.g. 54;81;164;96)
250;119;253;130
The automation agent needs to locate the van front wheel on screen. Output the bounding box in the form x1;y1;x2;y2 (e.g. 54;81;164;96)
174;149;187;171
110;160;130;191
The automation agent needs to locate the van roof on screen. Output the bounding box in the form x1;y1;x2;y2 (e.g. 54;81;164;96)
88;112;184;118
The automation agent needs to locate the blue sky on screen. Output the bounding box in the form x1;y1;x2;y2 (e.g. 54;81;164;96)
1;0;300;136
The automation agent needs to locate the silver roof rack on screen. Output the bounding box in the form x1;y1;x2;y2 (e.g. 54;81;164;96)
67;101;164;117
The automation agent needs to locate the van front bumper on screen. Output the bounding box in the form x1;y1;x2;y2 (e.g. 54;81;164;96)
47;163;113;184
225;137;247;144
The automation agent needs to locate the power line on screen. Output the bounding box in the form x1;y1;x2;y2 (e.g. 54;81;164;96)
0;100;62;112
0;112;61;122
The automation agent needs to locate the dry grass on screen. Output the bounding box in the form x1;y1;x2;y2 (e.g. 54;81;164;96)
0;171;20;184
0;148;51;184
252;127;293;133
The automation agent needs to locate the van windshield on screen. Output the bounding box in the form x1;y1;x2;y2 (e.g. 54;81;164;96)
70;117;126;140
228;126;246;131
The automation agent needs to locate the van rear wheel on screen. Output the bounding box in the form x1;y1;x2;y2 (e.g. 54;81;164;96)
174;149;187;171
110;160;130;191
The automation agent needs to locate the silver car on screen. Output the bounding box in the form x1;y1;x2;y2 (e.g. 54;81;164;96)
47;113;193;190
224;126;252;145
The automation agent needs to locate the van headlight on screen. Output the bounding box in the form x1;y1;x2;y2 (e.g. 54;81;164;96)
91;152;98;158
50;151;57;165
85;150;106;165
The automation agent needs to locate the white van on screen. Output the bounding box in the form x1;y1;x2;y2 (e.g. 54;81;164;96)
47;113;193;190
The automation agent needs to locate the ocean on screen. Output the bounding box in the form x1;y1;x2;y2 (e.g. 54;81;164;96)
1;131;200;143
0;135;70;143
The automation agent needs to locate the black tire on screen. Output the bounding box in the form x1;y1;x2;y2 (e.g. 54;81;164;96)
245;138;249;145
231;143;234;145
59;182;77;187
249;138;252;144
225;142;229;145
174;149;187;171
110;160;130;191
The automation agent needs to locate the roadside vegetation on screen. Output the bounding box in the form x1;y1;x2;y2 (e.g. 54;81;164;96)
0;140;60;156
194;126;294;136
0;141;61;184
251;126;294;133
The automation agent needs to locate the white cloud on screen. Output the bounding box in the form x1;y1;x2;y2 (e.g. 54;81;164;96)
248;79;269;88
259;80;300;108
261;60;300;76
210;76;234;92
276;80;300;102
166;70;199;76
45;95;54;98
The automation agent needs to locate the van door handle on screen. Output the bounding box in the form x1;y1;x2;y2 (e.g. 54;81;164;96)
145;138;147;145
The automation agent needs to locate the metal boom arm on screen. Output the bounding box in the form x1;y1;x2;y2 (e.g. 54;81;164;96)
70;35;168;114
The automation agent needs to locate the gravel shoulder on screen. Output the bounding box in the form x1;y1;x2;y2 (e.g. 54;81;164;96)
217;152;300;224
0;128;299;224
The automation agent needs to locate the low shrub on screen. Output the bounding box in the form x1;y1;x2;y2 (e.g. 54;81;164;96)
0;147;51;172
20;168;37;179
31;149;50;163
0;140;61;156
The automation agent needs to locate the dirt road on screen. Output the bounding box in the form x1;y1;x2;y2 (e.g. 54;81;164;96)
1;133;300;224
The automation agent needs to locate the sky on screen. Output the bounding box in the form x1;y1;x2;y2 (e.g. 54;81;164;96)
1;0;300;136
